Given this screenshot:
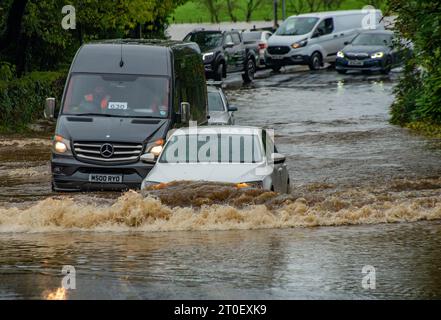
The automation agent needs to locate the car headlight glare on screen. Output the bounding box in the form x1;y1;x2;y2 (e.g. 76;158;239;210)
150;145;163;157
203;52;215;61
52;136;72;155
337;51;345;58
371;52;384;59
236;181;264;189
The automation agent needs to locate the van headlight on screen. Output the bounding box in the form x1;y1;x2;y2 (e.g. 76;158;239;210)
337;51;345;58
291;39;308;49
52;136;72;155
371;52;384;59
145;139;164;157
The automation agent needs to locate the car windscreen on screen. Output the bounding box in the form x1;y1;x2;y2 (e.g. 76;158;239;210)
184;32;223;51
351;33;393;46
276;17;319;36
242;32;261;42
62;74;170;118
208;92;225;112
159;134;263;164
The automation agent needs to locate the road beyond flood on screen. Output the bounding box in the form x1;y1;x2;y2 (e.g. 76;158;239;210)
1;66;441;299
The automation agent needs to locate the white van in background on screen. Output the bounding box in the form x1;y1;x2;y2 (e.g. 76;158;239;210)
265;10;384;71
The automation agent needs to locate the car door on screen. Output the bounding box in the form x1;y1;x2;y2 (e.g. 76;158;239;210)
312;17;339;61
231;32;246;72
223;33;236;72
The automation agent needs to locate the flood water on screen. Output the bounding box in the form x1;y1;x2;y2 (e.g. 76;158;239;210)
0;67;440;299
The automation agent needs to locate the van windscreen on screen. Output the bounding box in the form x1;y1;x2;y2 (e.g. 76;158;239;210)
276;17;319;36
62;74;170;118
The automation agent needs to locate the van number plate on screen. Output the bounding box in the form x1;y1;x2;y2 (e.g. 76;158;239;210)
89;174;122;183
271;55;284;60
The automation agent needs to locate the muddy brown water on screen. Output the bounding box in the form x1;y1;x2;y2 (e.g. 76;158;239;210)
0;67;440;299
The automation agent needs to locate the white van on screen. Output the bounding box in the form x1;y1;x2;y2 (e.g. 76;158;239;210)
265;10;384;71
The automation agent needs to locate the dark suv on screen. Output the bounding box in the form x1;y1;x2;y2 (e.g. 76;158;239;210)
184;30;256;83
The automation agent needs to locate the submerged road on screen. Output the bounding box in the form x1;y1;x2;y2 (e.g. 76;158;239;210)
0;66;440;299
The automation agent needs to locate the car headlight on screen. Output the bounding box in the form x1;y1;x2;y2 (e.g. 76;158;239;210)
337;51;345;58
291;40;308;49
236;181;264;189
52;135;72;155
371;52;384;59
203;52;215;61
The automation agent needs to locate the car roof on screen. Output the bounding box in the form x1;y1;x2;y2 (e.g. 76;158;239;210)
289;9;382;19
207;86;223;93
171;126;262;136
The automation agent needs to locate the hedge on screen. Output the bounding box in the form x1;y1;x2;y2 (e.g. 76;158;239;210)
0;71;66;130
389;0;441;126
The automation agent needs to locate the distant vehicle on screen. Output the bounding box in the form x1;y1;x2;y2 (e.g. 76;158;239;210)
183;29;257;83
141;126;291;194
265;10;384;71
335;30;404;74
242;30;273;68
207;86;237;125
44;39;208;192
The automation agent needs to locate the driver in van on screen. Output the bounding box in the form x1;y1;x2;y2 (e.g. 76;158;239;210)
81;85;112;112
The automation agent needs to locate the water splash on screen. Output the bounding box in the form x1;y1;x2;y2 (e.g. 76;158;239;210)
0;181;440;233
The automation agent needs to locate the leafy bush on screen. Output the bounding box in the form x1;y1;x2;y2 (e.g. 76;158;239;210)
0;71;66;130
390;0;441;126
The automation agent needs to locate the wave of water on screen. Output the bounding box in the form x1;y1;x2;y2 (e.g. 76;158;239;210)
0;181;440;233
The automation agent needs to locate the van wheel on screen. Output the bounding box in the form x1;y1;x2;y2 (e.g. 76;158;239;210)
308;52;322;71
242;58;255;83
271;66;282;72
214;63;224;81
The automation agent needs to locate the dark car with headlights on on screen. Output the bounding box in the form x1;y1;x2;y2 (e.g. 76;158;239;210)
335;30;402;75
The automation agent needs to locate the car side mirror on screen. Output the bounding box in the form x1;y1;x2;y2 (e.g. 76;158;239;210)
271;153;286;164
180;102;191;123
344;41;349;45
224;42;234;49
44;97;56;120
228;105;238;112
140;153;156;164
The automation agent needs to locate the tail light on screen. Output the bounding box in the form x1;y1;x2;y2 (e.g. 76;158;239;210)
258;42;267;50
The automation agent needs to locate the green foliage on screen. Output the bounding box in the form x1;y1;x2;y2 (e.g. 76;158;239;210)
390;0;441;126
171;0;388;23
0;71;66;130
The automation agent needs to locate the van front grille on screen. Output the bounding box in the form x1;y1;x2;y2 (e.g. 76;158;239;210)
73;141;143;163
267;46;290;55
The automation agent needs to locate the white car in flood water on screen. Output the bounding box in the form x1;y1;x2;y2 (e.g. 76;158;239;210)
141;126;290;193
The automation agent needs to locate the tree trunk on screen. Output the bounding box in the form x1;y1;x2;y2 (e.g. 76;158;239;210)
0;0;28;51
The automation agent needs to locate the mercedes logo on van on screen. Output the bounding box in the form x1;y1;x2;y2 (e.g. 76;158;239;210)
100;143;114;158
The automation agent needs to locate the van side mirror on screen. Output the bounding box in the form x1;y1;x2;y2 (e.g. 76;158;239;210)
344;41;349;45
44;98;56;120
140;153;156;164
180;102;191;123
228;105;238;112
